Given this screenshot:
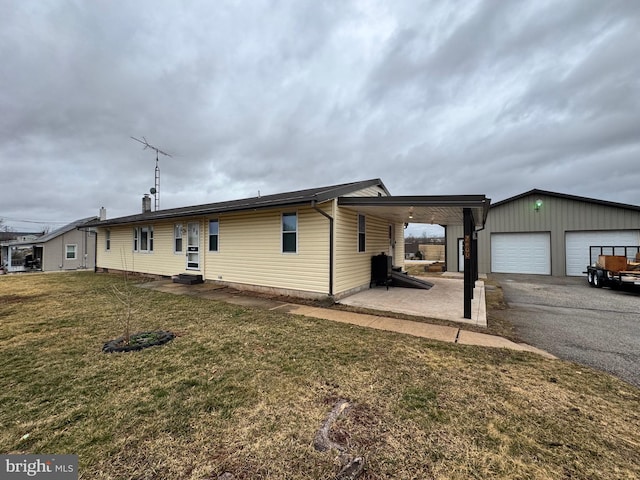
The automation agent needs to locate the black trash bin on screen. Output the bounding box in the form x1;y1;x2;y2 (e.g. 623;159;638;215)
371;252;392;289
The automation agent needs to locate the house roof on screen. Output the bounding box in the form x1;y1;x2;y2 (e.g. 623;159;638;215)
0;231;43;242
85;178;492;229
84;179;389;227
0;217;98;247
492;189;640;212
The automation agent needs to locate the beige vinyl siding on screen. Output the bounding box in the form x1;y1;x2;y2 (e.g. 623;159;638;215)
204;206;330;294
96;196;414;296
334;206;395;295
394;223;405;267
447;193;640;275
97;208;330;293
98;227;129;272
367;216;389;256
97;219;203;276
343;185;388;197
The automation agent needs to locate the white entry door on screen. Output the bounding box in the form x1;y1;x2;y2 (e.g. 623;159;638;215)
186;222;200;270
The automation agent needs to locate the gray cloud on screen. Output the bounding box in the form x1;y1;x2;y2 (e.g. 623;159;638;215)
1;0;639;231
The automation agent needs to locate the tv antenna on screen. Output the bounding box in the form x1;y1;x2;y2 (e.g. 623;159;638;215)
131;136;173;211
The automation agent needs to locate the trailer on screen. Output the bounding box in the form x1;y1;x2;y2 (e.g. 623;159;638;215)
585;246;640;290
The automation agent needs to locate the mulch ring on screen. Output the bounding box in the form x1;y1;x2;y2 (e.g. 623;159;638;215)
103;330;175;353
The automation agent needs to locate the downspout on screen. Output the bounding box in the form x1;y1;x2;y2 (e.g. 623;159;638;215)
311;199;334;297
475;198;491;279
442;224;447;272
77;227;98;272
473;223;486;282
201;218;206;280
472;199;490;280
61;233;65;270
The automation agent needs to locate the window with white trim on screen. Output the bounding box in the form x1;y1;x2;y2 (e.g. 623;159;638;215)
282;212;297;253
209;220;219;252
133;226;154;252
174;224;183;253
105;229;111;251
66;244;77;259
358;214;366;252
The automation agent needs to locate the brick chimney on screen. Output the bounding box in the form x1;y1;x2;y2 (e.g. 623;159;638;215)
142;194;152;213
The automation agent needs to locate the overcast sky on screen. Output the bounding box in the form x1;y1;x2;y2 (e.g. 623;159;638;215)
1;0;639;236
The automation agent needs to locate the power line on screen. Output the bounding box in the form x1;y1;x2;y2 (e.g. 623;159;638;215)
0;217;70;225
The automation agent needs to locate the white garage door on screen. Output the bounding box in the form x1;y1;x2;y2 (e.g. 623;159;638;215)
565;230;640;276
492;233;551;274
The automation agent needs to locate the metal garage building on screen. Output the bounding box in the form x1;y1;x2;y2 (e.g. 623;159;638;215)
446;189;640;276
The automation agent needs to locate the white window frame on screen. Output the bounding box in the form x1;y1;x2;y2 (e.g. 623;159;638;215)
282;212;297;254
66;244;77;260
357;214;366;253
209;219;219;252
105;229;111;251
133;226;154;253
174;223;183;254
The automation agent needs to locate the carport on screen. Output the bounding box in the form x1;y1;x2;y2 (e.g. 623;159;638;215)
338;195;491;319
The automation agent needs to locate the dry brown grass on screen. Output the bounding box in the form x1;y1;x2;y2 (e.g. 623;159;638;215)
1;272;639;479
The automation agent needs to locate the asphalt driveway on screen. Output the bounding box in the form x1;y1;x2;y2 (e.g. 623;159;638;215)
492;273;640;388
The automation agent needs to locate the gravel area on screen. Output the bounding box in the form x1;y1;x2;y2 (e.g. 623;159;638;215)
492;274;640;388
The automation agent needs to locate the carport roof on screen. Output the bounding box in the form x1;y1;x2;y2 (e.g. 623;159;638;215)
338;195;491;227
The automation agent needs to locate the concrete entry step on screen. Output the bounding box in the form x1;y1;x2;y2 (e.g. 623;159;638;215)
172;273;204;285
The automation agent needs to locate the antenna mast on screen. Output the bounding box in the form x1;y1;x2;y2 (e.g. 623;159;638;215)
131;136;173;211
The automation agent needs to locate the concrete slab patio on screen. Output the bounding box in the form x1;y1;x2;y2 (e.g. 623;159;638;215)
337;275;487;327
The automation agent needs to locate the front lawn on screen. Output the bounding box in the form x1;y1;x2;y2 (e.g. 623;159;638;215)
0;272;638;479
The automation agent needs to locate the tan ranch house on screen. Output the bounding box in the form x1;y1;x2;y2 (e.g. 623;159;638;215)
85;179;489;316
